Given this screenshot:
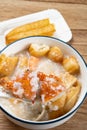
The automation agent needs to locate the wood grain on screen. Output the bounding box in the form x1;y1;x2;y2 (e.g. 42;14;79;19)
0;0;87;130
0;0;87;30
27;0;87;4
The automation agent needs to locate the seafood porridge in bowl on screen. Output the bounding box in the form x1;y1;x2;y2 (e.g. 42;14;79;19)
0;36;87;129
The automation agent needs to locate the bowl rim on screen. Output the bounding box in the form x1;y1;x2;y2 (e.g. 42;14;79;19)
0;36;87;125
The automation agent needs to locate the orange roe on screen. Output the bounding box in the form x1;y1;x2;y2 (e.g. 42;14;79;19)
38;72;65;103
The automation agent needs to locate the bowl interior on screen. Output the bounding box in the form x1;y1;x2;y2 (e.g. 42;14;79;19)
0;36;87;123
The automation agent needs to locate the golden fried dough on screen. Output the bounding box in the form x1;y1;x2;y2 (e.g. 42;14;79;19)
47;46;63;62
6;23;55;44
29;44;50;57
47;93;66;119
48;108;64;120
50;92;66;108
6;19;50;37
64;82;81;113
0;54;18;77
59;72;77;89
63;56;80;74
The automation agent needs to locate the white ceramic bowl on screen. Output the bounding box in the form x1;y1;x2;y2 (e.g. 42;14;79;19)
0;36;87;130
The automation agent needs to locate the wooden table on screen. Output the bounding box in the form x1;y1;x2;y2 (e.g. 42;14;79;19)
0;0;87;130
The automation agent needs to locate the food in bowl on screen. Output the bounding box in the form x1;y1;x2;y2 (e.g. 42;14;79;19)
0;42;81;121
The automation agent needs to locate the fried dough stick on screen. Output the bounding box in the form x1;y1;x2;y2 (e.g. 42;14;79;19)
6;19;50;37
6;24;55;44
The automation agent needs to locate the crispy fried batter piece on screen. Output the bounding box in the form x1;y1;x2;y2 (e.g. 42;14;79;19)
29;44;50;57
0;54;18;77
63;56;80;74
59;72;77;89
47;93;66;119
64;81;81;113
47;46;63;62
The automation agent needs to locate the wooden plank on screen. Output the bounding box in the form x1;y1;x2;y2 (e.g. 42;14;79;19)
0;0;87;29
70;30;87;45
27;0;87;4
0;0;87;130
71;44;87;55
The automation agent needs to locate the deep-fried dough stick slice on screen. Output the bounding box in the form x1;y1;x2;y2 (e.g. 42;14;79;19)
6;19;50;37
0;54;18;77
64;81;81;112
47;93;66;119
29;44;50;57
59;72;77;89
